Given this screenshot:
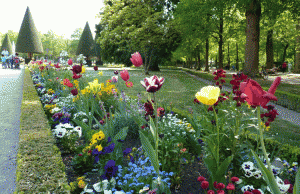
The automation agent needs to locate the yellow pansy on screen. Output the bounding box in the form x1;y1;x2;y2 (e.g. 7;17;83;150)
95;144;103;152
78;180;86;188
195;86;220;106
98;71;103;76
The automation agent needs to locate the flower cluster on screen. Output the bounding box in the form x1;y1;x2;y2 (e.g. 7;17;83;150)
212;69;226;89
197;175;240;194
230;72;248;107
260;104;279;127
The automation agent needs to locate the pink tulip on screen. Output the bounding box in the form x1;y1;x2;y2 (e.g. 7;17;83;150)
120;69;130;81
68;59;73;65
130;52;143;67
140;75;164;93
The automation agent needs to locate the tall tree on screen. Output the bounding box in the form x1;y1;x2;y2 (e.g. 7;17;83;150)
76;22;95;66
1;34;13;54
16;6;43;63
243;0;261;77
98;0;180;74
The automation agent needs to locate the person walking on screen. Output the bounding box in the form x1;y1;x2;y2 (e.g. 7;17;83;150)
282;61;287;73
1;54;7;69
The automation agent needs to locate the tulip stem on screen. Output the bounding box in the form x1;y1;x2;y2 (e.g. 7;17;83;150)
212;106;219;167
257;106;277;180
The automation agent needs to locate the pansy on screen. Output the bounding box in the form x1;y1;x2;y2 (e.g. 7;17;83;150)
242;161;255;171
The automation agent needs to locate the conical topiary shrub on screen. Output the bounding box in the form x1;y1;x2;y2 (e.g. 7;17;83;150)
16;6;43;64
0;34;13;55
76;22;95;66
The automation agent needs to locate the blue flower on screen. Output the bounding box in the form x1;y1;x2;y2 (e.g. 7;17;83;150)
169;172;174;176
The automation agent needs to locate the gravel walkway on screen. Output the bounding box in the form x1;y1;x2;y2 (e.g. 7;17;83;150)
0;65;24;193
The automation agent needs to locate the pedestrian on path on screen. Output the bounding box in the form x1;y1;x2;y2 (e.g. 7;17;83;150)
282;61;287;73
1;54;7;69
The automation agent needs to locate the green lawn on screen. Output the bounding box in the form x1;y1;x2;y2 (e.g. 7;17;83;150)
84;68;300;148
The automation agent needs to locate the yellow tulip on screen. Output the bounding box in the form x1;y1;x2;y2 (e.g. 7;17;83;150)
81;66;86;73
195;86;220;106
98;71;103;76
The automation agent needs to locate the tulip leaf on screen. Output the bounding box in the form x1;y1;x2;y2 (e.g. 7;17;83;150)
215;155;233;183
294;164;300;194
113;127;128;143
139;130;160;175
149;117;156;138
250;149;281;194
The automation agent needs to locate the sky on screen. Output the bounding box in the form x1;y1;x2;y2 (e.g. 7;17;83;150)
0;0;105;39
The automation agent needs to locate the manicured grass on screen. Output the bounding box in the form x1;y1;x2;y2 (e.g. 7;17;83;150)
16;69;70;193
83;68;300;149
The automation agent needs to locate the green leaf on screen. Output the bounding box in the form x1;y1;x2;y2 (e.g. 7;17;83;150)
113;127;128;143
215;155;233;183
149;116;156;138
250;149;281;194
139;130;159;175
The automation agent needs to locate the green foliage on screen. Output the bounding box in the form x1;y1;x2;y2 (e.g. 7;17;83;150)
16;6;43;54
0;34;13;54
112;112;140;139
76;22;95;58
58;131;81;154
71;152;94;175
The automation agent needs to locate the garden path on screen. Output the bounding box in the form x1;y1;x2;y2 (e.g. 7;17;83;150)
0;65;25;193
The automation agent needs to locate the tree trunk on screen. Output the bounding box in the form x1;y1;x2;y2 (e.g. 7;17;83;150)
205;38;209;72
236;43;239;71
282;43;289;63
243;0;261;78
197;49;201;70
266;30;274;69
218;17;224;69
215;55;218;69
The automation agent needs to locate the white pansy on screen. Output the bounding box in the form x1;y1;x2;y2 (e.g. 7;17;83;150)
104;190;112;194
54;127;67;138
51;107;61;113
244;170;254;178
82;119;88;123
242;161;255;171
114;191;126;194
241;185;255;192
80;184;93;194
253;170;262;179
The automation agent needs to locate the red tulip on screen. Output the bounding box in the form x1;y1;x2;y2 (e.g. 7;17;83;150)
94;66;98;71
207;190;215;194
197;176;206;182
217;190;225;194
240;77;281;107
71;65;82;74
226;183;235;190
71;88;78;96
130;52;143;67
140;75;164;93
73;73;82;79
54;63;60;68
252;190;262;194
201;181;209;189
68;59;73;65
120;69;130;81
216;183;225;189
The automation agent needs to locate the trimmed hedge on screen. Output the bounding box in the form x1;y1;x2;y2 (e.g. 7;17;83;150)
15;68;71;193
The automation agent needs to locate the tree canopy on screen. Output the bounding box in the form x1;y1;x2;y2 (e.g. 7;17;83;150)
76;22;95;58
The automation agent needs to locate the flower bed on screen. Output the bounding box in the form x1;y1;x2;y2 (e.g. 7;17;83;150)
26;51;299;194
